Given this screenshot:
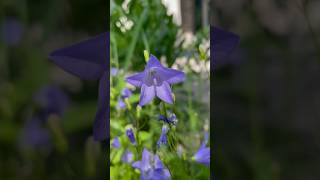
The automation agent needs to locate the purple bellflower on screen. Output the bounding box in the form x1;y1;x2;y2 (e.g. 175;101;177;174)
116;98;126;109
121;88;132;99
48;32;109;141
121;149;134;164
126;127;136;145
211;26;239;70
192;133;210;166
111;136;121;149
111;67;118;76
157;125;168;148
126;55;185;106
158;113;177;125
132;148;170;180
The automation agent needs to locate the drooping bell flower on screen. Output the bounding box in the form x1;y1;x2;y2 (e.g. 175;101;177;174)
192;133;210;166
193;146;210;166
116;99;126;110
121;149;134;164
111;67;118;76
111;137;121;149
126;55;185;106
126;127;136;145
121;88;132;99
157;125;168;148
132;148;170;180
211;26;239;70
158;113;178;125
48;32;109;141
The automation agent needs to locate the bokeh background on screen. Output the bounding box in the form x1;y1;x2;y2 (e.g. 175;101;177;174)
0;0;107;179
212;0;320;179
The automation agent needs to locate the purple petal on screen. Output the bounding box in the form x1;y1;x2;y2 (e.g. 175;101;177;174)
121;150;134;164
157;126;168;148
93;71;108;141
154;155;164;169
110;67;118;76
126;128;136;145
116;99;126;109
146;55;163;69
201;132;209;148
49;32;108;80
126;72;145;87
139;84;156;106
155;81;173;104
140;148;152;172
132;161;142;169
211;26;239;69
111;137;120;148
157;67;185;84
194;147;210;166
121;88;132;99
150;169;171;180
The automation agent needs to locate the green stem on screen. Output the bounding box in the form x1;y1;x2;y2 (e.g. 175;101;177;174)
124;8;148;70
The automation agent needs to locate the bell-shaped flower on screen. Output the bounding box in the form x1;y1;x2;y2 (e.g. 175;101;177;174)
110;67;118;76
158;113;178;125
126;127;136;145
116;99;126;109
192;132;210;166
121;88;132;99
126;55;185;106
121;149;134;164
157;125;168;148
48;32;109;141
132;148;170;180
111;137;121;149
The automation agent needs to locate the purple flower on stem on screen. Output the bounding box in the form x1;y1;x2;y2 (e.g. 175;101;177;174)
157;125;168;148
111;67;118;76
192;133;210;166
111;137;121;149
126;128;136;145
48;32;109;141
211;26;239;70
132;148;170;180
193;147;210;166
126;55;185;106
116;99;126;109
121;149;134;164
158;113;177;125
121;88;132;99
